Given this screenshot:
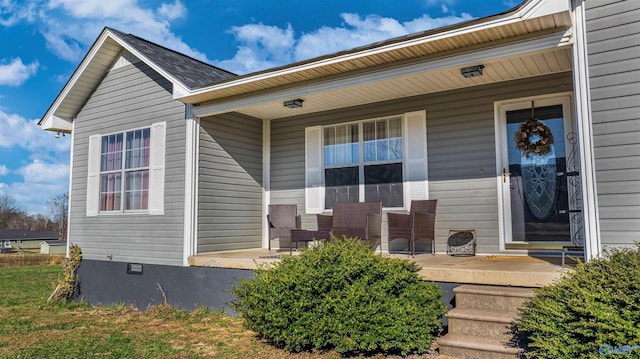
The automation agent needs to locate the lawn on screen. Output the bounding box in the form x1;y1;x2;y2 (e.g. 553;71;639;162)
0;264;350;359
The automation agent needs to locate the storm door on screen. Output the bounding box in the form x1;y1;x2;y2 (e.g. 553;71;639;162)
498;96;581;246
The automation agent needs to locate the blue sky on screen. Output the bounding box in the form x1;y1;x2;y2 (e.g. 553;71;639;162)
0;0;515;215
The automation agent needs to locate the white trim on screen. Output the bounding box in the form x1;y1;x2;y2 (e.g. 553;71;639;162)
149;122;166;215
183;105;199;266
305;126;324;214
39;115;73;132
403;110;429;205
40;29;112;131
86;134;101;217
66;121;75;258
191;32;571;118
262;119;271;249
571;0;600;261
494;92;574;248
40;29;191;131
183;0;569;103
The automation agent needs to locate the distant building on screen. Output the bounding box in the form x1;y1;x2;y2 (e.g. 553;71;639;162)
0;230;60;251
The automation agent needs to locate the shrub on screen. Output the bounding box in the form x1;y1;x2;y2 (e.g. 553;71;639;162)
48;244;82;303
515;243;640;358
230;237;446;356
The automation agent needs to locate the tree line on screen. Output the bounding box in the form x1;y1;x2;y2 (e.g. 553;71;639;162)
0;193;68;240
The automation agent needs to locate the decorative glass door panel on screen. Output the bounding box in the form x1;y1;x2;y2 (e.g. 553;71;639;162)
503;103;572;243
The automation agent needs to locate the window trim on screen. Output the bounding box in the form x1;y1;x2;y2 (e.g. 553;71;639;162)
98;126;151;214
86;122;166;217
321;114;407;211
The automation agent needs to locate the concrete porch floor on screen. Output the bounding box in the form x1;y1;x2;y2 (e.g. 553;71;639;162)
189;249;569;288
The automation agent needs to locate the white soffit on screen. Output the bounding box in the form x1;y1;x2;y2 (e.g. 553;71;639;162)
192;31;573;120
182;0;572;109
39;29;188;132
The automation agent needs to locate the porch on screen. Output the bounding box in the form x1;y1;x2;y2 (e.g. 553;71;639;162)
188;249;569;288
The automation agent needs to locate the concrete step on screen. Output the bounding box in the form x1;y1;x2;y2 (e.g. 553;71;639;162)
446;308;517;343
437;334;522;359
454;285;535;312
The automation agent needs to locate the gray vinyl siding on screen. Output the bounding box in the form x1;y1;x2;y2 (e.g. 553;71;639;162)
586;0;640;248
270;72;573;254
69;61;186;266
198;113;263;252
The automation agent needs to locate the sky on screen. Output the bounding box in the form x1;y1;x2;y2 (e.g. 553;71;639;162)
0;0;516;215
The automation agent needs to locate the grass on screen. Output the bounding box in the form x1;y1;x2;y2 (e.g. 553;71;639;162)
0;265;428;359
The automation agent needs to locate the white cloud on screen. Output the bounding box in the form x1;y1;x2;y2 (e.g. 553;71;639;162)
425;0;457;7
2;162;69;214
216;23;295;74
158;0;186;20
0;58;39;86
217;12;476;75
2;0;205;63
0;0;36;26
16;159;68;184
0;110;70;214
0;110;70;153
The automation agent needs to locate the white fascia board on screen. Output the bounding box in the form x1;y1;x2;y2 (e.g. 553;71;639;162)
40;29;189;132
192;30;571;118
39;115;73;132
181;0;568;103
39;30;113;131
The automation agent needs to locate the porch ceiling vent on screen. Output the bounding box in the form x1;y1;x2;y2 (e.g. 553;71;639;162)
283;99;304;108
461;64;484;78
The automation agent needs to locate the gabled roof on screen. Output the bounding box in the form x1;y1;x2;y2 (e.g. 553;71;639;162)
0;230;59;241
39;27;236;132
106;28;235;89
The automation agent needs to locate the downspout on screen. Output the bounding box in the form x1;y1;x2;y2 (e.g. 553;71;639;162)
571;0;601;261
183;104;200;266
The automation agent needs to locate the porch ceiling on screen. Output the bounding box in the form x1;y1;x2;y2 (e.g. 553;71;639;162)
192;44;573;120
187;0;574;120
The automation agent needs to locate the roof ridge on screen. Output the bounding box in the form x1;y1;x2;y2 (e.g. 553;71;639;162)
106;27;236;78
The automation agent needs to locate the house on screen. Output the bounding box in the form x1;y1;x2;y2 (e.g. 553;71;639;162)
38;0;638;312
40;240;67;255
0;230;59;251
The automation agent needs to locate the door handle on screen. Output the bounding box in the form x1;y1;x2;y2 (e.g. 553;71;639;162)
502;168;511;183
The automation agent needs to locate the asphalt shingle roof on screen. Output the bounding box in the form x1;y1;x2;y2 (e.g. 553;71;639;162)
0;230;59;240
108;28;237;89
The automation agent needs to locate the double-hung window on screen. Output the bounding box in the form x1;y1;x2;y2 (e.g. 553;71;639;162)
305;110;426;214
86;122;166;216
324;117;404;209
99;128;150;212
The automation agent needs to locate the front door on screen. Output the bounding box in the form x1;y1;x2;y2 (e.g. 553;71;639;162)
498;95;579;246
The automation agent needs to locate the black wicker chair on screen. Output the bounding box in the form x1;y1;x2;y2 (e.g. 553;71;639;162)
387;199;437;256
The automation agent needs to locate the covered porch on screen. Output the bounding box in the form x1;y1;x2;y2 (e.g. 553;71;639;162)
184;0;594;265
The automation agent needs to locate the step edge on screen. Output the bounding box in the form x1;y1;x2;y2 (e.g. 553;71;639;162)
454;285;536;298
446;308;520;322
437;335;522;354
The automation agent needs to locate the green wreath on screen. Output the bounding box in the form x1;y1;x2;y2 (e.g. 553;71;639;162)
514;119;554;157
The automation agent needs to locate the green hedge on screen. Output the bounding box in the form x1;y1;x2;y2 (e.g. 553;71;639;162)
515;243;640;358
231;237;446;356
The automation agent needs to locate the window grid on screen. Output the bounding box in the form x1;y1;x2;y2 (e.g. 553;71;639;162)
323;117;404;209
99;128;150;212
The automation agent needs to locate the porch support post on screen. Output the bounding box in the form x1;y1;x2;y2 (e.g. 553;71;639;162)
262;119;271;249
572;0;601;261
183;105;200;266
